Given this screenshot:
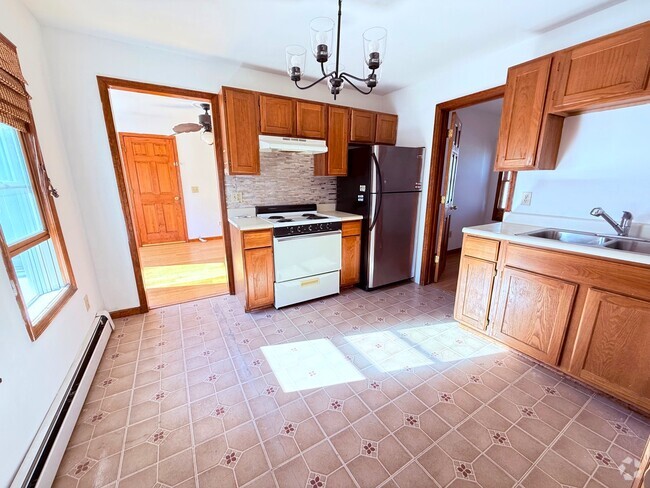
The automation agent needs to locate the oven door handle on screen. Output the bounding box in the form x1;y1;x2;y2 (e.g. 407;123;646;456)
274;231;342;242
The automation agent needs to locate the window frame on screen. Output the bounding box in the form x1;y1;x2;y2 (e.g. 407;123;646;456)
0;37;76;341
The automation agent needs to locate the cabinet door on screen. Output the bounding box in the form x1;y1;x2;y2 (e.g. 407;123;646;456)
341;235;361;287
454;256;495;331
244;247;274;309
314;106;349;176
553;24;650;112
375;113;398;145
221;88;260;175
494;57;552;171
570;289;650;410
259;94;295;136
350;109;376;143
296;101;327;139
492;267;576;364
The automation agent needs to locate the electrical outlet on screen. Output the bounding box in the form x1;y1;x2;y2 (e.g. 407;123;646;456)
233;192;244;203
83;294;90;311
191;186;199;193
521;192;533;206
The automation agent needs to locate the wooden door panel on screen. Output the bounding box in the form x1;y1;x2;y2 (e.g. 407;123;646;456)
570;289;650;408
315;106;349;176
350;109;376;143
296;101;327;139
222;88;260;175
121;134;187;245
341;235;361;287
245;247;274;309
259;94;295;136
454;256;495;331
375;113;398;145
495;57;551;170
492;267;576;364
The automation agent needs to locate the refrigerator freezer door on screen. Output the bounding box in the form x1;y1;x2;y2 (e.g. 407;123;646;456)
371;146;424;193
367;192;419;289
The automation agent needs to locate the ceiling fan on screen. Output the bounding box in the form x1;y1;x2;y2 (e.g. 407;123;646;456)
172;102;214;145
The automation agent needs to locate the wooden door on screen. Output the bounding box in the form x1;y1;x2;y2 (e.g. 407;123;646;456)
494;57;552;171
433;112;461;282
553;24;650;112
259;94;295;136
375;113;398;145
314;106;349;176
350;109;376;143
296;101;327;139
569;289;650;410
454;256;495;331
244;247;274;309
341;235;361;287
220;88;260;175
120;133;187;246
492;267;576;364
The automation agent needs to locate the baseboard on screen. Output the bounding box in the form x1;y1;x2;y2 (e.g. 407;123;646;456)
109;306;146;318
188;236;223;242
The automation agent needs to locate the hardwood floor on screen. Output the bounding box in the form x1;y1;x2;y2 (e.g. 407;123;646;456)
436;250;461;294
138;239;229;308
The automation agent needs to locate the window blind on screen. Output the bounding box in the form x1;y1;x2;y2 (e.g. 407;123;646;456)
0;34;31;132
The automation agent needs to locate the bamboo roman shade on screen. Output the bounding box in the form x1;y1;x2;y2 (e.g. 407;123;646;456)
0;34;31;132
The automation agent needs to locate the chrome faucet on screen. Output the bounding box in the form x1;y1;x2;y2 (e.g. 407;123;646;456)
590;207;633;236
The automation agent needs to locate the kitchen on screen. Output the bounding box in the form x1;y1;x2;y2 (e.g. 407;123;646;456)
1;1;650;488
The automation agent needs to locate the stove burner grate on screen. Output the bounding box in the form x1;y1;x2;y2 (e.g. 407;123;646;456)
268;216;284;219
277;218;294;223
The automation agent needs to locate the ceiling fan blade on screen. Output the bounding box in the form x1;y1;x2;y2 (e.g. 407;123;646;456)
172;122;202;133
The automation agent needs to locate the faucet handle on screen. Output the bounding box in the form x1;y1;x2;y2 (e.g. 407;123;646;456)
621;211;633;220
590;207;604;217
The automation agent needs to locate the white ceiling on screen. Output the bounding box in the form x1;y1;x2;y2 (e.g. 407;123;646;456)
23;0;628;94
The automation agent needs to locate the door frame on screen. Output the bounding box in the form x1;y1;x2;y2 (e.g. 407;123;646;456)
97;76;236;316
119;132;189;247
420;85;508;286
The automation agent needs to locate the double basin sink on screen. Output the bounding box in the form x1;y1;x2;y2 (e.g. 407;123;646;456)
517;228;650;255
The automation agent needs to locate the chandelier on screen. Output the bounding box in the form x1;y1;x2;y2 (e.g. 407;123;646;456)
285;0;387;100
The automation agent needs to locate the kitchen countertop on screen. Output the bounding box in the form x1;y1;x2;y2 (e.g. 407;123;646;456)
228;216;273;231
463;222;650;266
318;210;363;222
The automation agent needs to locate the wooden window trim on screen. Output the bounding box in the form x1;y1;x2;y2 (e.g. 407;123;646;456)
0;34;76;341
492;171;517;222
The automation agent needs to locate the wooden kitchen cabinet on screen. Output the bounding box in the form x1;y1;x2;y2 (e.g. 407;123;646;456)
569;289;650;410
375;113;398;145
350;109;377;143
296;101;327;139
259;94;295;136
219;87;260;175
230;225;274;311
314;106;350;176
340;221;362;287
552;23;650;113
492;267;576;365
454;256;495;331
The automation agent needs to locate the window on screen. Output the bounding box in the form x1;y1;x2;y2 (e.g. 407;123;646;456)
0;33;75;340
492;171;517;222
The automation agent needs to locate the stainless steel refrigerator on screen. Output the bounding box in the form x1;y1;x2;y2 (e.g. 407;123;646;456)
337;145;424;290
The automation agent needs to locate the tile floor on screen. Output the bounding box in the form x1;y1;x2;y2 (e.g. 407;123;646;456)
54;282;649;487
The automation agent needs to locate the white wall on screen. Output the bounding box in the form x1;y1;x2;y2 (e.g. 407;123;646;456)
0;0;104;484
447;105;501;250
511;103;650;226
386;1;650;282
40;27;389;311
111;99;223;239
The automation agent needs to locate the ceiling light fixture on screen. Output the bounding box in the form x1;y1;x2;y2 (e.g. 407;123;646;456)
286;0;386;100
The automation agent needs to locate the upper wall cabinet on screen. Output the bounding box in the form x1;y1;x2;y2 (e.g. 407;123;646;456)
375;113;398;145
350;109;377;143
315;106;350;176
219;87;260;175
551;23;650;114
259;94;295;137
494;57;556;171
296;101;328;139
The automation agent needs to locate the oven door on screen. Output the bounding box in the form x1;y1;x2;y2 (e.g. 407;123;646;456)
273;231;342;283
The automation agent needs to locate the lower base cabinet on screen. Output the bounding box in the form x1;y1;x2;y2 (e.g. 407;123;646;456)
230;225;275;311
454;256;495;331
341;221;362;287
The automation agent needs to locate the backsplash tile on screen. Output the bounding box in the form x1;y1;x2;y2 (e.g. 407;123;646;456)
225;152;337;208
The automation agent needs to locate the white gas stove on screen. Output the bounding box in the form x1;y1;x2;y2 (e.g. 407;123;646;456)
255;204;343;308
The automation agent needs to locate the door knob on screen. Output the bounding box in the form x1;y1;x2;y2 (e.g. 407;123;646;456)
174;196;180;201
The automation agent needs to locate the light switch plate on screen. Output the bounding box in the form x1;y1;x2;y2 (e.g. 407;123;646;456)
191;186;199;193
521;192;532;206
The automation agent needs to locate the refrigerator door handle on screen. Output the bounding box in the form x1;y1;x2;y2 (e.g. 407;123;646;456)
369;153;383;231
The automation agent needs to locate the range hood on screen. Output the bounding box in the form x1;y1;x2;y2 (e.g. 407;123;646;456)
259;135;328;154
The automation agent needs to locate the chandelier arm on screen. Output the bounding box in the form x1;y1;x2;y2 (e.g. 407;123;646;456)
339;71;374;83
294;73;333;90
340;74;374;95
321;62;328;77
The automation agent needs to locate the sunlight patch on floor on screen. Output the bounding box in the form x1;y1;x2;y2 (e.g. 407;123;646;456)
261;339;366;392
142;262;227;289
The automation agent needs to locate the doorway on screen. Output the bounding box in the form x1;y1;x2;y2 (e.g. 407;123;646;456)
421;86;516;288
97;77;234;313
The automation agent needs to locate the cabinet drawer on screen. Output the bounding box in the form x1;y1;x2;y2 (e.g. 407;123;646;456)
463;236;499;262
243;229;273;249
342;220;362;237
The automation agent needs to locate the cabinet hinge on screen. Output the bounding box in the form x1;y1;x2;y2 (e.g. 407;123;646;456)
440;195;446;205
434;255;440;264
447;128;453;138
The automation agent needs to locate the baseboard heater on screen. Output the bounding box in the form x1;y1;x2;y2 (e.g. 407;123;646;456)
12;312;115;488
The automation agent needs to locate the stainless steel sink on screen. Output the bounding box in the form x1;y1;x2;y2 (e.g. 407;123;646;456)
517;228;650;256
